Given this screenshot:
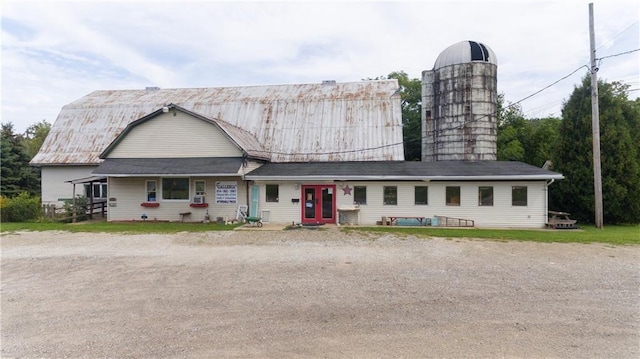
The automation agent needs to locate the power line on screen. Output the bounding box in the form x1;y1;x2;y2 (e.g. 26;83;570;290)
595;21;639;51
249;49;639;157
509;66;588;107
248;66;589;156
596;48;640;61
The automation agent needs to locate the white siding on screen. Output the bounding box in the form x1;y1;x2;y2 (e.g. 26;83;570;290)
107;176;248;222
252;182;312;223
107;112;242;158
41;166;98;205
252;180;549;228
335;182;434;225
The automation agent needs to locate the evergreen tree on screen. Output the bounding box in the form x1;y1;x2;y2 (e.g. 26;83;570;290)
550;76;640;224
1;123;40;197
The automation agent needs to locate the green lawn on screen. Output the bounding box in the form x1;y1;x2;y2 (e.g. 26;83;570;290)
345;225;640;245
0;221;241;234
1;221;638;245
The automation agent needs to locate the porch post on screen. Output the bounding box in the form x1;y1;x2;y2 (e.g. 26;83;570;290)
88;181;94;220
72;183;77;223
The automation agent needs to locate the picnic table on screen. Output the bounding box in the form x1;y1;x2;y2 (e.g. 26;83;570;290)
547;211;578;229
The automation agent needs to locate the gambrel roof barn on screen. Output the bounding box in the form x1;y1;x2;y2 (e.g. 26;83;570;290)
31;80;404;166
32;41;564;228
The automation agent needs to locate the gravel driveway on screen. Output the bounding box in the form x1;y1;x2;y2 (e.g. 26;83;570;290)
2;228;639;358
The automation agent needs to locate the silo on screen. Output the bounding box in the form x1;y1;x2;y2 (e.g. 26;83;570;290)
422;41;498;161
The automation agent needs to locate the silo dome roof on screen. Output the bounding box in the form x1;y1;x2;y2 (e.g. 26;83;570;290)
434;41;497;69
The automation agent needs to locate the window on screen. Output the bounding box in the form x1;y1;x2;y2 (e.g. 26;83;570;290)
162;178;189;200
446;186;460;206
146;180;157;202
266;184;279;202
478;186;494;206
195;180;206;196
512;186;528;206
354;186;367;205
85;183;107;199
414;186;428;205
383;186;397;205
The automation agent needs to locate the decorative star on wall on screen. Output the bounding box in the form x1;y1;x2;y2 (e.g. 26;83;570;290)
343;185;352;195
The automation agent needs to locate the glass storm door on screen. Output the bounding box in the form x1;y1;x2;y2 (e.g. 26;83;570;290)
301;185;335;224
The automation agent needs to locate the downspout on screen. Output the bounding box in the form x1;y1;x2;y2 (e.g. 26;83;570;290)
246;181;251;215
241;154;251;215
545;179;555;225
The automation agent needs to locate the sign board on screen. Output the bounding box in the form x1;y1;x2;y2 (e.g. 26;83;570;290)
215;181;237;204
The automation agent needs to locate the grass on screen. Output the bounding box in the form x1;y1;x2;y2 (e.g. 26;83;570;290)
0;221;241;234
344;225;640;245
1;221;638;245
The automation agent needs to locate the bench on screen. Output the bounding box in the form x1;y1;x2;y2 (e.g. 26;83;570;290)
179;212;192;222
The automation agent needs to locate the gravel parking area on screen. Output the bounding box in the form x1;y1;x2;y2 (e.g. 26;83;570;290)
2;228;639;358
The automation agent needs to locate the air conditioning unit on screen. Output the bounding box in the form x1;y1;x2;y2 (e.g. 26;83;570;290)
193;195;205;204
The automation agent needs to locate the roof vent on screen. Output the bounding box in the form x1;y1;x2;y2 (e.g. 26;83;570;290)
145;86;160;91
322;80;336;86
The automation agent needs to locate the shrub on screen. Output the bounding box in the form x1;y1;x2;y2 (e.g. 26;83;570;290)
0;192;41;222
0;196;8;222
63;195;88;222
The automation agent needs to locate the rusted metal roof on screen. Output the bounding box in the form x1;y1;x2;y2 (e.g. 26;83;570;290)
31;80;404;165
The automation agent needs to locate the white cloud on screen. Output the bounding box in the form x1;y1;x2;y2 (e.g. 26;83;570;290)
2;0;638;132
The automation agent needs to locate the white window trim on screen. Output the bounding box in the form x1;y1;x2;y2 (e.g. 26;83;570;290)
383;186;398;206
194;180;206;196
161;177;190;202
146;180;157;202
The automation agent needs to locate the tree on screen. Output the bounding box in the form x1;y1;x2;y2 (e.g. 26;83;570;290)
496;95;526;161
496;94;561;166
521;117;561;168
550;76;640;224
366;71;422;161
1;123;40;197
386;72;422;161
23;120;51;159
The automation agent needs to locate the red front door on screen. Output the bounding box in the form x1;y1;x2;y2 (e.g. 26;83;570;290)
301;185;336;224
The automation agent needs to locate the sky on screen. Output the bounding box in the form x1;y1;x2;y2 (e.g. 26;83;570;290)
2;0;639;133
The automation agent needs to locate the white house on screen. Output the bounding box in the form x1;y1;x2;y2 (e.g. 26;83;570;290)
31;41;564;228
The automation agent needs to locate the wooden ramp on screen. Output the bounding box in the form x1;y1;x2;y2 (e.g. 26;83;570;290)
434;216;474;227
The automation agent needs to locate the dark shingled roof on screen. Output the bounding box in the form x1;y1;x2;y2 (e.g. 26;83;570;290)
245;161;563;180
92;157;245;176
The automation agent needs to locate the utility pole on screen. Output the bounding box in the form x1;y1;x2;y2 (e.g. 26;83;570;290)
589;3;604;229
